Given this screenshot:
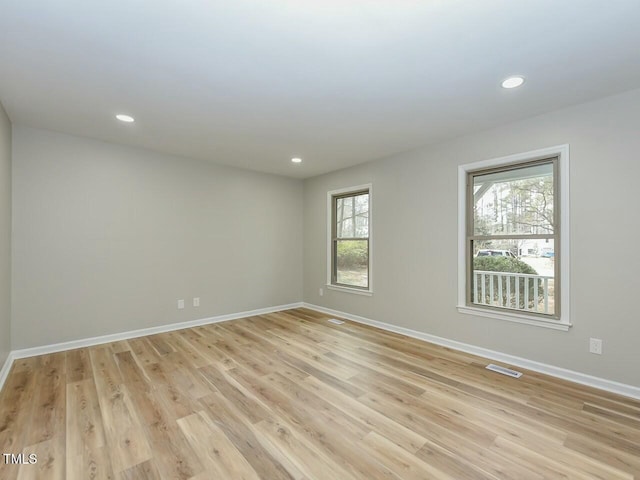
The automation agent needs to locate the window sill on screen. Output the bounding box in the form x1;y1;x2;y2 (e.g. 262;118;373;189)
457;305;571;331
326;284;373;296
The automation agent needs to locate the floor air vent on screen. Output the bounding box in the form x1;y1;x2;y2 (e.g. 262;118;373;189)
327;318;345;325
486;364;522;378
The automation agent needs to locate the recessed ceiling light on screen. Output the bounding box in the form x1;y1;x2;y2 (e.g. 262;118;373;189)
291;157;302;164
116;114;135;123
501;76;525;89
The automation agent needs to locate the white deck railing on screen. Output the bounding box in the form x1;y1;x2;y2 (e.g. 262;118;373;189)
473;270;554;314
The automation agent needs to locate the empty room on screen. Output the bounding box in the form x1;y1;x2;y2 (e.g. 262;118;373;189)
1;1;640;479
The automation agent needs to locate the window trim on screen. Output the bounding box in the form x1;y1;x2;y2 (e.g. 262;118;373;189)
457;145;571;330
467;157;560;319
327;184;373;295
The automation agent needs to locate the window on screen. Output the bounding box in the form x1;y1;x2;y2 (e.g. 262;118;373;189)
458;146;570;330
327;185;372;294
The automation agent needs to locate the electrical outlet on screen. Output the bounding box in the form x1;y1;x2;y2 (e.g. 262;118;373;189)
589;337;602;355
319;288;324;297
177;299;185;310
193;297;200;307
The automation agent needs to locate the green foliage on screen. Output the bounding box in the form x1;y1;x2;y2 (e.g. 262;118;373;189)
337;240;368;269
473;256;538;275
473;256;543;309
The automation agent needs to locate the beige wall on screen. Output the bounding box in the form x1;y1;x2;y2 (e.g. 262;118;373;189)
0;102;10;367
304;88;640;387
12;126;303;349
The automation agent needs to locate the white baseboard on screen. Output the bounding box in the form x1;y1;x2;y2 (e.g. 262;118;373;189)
0;302;303;393
0;351;15;394
303;303;640;401
4;301;638;401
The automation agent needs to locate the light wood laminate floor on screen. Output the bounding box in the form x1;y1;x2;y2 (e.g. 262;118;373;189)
1;308;639;479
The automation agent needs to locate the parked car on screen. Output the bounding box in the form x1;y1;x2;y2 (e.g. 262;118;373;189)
476;249;518;259
541;249;555;258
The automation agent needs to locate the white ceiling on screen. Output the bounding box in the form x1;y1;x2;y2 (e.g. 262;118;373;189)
1;1;640;179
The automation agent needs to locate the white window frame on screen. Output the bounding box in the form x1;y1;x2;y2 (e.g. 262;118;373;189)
327;184;373;296
457;145;571;331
